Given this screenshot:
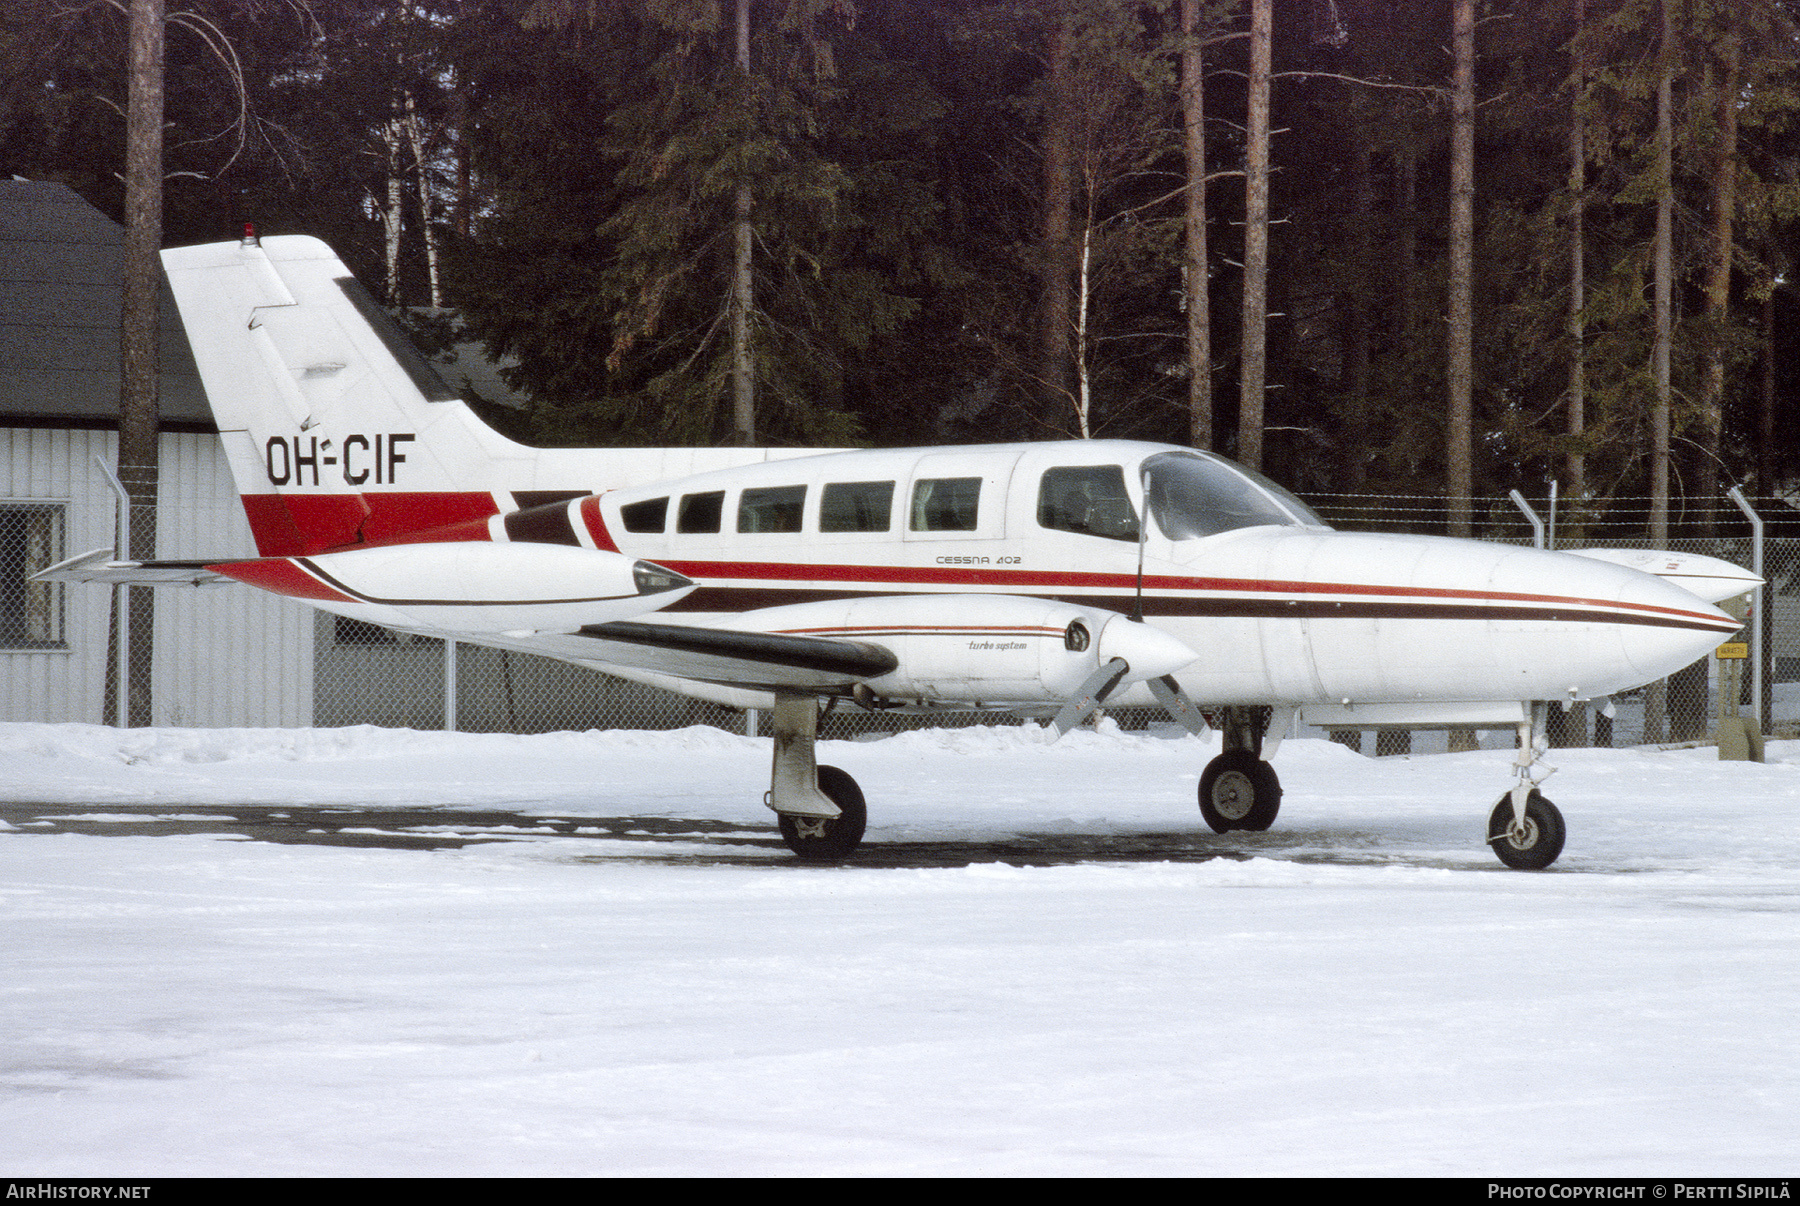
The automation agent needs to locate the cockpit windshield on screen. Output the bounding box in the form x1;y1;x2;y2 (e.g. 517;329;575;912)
1142;451;1328;540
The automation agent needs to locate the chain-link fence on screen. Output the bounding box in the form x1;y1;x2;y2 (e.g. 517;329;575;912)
10;486;1793;751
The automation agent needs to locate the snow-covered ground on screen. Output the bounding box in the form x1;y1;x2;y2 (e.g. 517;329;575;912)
2;720;1797;1177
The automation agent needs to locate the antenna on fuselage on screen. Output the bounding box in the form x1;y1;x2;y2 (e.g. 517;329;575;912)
1131;461;1150;622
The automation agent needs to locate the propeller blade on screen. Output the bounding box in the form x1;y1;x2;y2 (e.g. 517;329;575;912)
1052;657;1131;736
1147;674;1210;737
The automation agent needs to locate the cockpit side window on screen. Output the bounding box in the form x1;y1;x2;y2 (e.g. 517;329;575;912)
1037;466;1140;543
1142;451;1327;539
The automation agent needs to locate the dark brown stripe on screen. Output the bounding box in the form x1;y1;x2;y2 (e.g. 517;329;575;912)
503;500;582;547
511;490;589;510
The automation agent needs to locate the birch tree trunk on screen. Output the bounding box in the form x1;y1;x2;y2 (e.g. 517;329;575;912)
381;115;405;303
401;92;443;308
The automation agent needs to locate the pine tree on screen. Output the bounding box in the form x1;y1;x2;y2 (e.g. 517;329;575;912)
450;0;943;446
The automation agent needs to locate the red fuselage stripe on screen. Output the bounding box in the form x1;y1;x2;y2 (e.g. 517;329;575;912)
231;492;1734;631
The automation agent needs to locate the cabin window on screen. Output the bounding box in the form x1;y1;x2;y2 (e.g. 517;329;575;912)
676;490;724;534
0;502;65;649
1037;466;1139;542
620;497;668;533
910;477;981;532
820;481;894;533
738;485;806;533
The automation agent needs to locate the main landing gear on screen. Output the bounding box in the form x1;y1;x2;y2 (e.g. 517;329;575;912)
767;692;866;861
1198;705;1284;833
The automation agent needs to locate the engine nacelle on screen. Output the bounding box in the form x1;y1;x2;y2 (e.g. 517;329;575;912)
722;594;1197;704
209;542;693;634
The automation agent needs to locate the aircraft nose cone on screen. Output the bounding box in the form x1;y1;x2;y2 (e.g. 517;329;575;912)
1094;615;1199;682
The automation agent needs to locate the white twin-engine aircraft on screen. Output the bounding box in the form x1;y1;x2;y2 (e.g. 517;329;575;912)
43;234;1758;868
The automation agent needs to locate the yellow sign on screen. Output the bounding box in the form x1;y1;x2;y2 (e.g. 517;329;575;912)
1716;642;1749;660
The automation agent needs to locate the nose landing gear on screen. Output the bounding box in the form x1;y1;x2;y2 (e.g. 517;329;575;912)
1486;702;1564;869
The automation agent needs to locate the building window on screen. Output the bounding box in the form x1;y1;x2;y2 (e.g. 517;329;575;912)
1;502;66;649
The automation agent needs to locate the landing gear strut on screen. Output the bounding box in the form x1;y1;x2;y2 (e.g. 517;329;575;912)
1198;705;1283;833
1487;702;1564;869
767;691;866;861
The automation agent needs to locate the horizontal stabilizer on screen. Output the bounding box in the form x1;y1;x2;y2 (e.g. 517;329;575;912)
30;549;232;586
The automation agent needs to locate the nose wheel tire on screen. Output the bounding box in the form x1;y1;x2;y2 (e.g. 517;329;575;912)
1487;790;1565;870
778;764;867;861
1199;751;1282;833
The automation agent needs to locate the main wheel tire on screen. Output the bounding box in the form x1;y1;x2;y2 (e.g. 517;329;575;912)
1487;790;1565;870
777;764;867;861
1198;751;1282;833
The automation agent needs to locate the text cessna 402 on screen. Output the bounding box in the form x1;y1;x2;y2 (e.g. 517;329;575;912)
41;234;1759;868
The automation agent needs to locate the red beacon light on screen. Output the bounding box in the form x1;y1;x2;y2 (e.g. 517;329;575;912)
240;221;260;247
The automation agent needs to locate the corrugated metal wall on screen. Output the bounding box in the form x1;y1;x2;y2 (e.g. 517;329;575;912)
1;427;312;725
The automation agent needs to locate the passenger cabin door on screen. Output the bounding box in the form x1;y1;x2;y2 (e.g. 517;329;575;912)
902;451;1018;543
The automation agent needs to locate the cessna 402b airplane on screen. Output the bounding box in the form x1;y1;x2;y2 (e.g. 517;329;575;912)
40;234;1758;868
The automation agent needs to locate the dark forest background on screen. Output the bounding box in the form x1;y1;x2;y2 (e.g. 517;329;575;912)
6;0;1800;536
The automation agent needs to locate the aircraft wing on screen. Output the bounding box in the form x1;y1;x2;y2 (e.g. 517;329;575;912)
31;549;234;586
489;593;1196;706
514;621;899;694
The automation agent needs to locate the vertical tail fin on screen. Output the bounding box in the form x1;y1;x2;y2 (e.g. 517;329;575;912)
160;235;532;555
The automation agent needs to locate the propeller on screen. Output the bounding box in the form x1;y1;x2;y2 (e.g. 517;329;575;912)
1147;673;1210;737
1050;657;1132;736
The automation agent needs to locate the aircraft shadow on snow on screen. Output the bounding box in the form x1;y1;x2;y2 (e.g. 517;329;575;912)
0;802;1469;870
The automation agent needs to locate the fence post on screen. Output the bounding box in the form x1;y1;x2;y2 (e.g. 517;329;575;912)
94;455;131;728
444;638;458;732
1508;490;1545;549
1727;487;1765;735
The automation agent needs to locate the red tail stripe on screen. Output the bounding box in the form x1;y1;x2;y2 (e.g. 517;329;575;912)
239;491;499;556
